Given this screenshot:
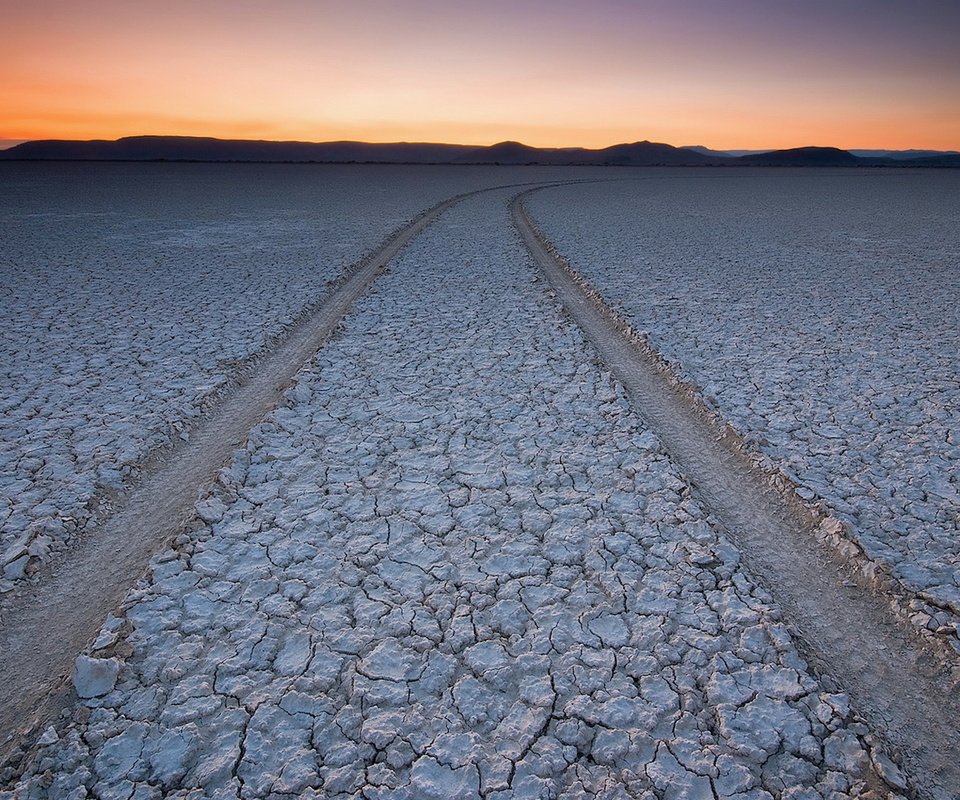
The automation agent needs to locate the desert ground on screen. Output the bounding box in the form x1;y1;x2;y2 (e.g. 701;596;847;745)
0;164;957;799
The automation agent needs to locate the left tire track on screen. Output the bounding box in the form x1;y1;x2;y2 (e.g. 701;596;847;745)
0;180;572;769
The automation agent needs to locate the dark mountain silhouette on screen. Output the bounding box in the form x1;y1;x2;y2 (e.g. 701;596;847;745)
716;149;775;157
0;137;720;166
453;140;714;166
682;145;734;157
1;135;956;167
597;141;714;165
683;145;777;157
0;136;476;163
849;148;960;159
454;140;590;164
686;145;960;162
735;147;860;166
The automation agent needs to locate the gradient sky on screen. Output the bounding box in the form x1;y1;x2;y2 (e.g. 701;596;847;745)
2;0;959;149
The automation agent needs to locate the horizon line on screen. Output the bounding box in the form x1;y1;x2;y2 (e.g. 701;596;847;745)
2;134;958;154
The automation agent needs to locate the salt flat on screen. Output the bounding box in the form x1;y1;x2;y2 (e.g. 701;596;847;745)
3;190;882;799
527;170;960;647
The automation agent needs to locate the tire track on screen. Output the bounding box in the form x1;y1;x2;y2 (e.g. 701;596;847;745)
0;180;572;768
512;187;960;800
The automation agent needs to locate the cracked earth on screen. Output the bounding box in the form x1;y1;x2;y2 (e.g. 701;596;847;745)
0;164;571;592
1;188;894;799
524;174;960;649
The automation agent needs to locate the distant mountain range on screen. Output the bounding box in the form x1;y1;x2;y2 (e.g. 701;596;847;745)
683;144;960;161
2;136;958;167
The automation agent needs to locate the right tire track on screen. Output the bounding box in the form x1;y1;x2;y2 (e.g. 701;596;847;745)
513;186;960;800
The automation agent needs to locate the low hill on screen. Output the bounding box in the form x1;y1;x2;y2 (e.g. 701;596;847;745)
595;141;714;166
735;147;860;166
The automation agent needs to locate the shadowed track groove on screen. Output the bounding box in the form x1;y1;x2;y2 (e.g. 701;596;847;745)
512;186;960;800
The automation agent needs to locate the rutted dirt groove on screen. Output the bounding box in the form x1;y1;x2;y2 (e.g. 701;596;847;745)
2;188;895;799
0;182;554;767
512;187;960;800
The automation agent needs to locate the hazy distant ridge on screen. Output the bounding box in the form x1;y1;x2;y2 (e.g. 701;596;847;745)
3;135;958;167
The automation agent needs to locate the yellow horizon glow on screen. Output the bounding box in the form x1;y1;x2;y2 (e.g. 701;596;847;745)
1;1;958;152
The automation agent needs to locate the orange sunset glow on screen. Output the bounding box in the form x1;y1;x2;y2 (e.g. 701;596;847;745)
2;0;959;150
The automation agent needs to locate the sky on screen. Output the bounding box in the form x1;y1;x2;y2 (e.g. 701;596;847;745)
1;0;959;150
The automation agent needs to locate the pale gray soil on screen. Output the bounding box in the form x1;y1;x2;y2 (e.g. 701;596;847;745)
4;188;888;800
514;187;960;799
0;188;472;766
0;171;956;799
524;173;960;650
